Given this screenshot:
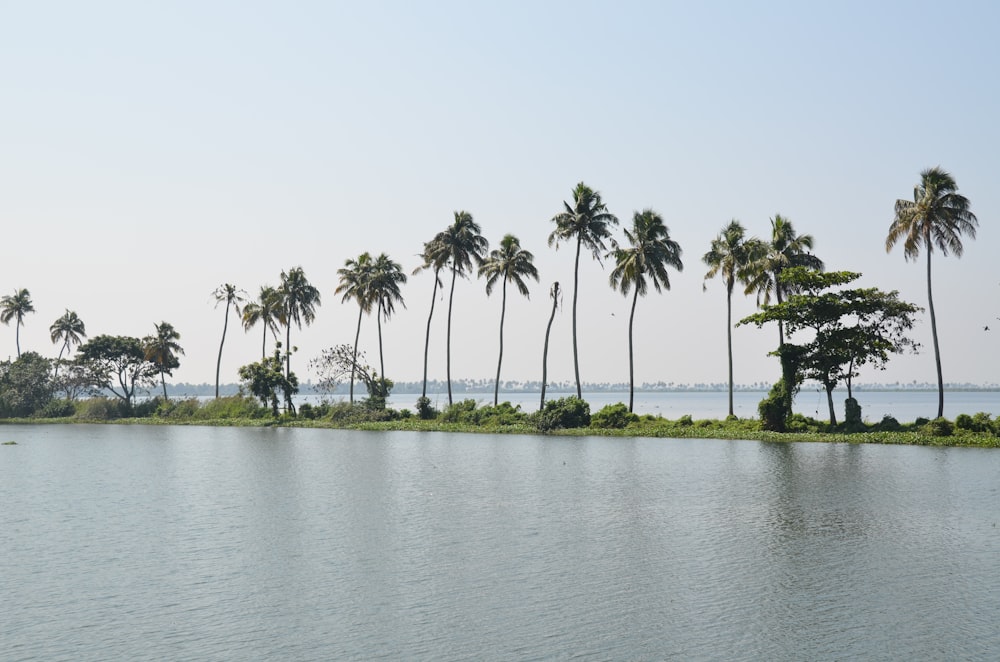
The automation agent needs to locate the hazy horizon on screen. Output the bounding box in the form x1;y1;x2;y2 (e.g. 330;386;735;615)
3;2;998;388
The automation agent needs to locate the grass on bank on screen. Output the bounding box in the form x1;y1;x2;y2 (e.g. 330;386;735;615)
4;394;1000;448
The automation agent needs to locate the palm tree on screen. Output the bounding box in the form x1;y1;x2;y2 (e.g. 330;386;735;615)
212;284;246;399
368;253;407;399
242;285;285;359
0;289;35;357
479;234;539;406
549;182;619;399
609;210;683;412
438;211;488;405
143;321;184;401
336;253;376;404
887;166;978;419
50;309;87;380
413;237;450;400
540;282;561;410
702;220;764;417
279;266;321;386
745;214;824;346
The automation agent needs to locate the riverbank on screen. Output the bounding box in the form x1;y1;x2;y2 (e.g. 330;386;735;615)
6;413;999;448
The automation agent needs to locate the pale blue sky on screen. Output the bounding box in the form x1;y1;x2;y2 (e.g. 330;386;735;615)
2;1;997;391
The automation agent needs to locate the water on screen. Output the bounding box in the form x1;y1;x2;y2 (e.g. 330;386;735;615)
2;425;999;660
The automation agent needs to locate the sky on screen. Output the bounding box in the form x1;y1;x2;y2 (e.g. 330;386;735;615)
2;1;998;393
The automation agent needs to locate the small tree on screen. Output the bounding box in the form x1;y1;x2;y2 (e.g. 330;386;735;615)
0;352;54;417
310;344;392;410
77;335;159;412
238;347;298;417
740;268;921;426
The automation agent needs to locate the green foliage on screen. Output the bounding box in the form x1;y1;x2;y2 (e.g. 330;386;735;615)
75;397;126;420
415;396;437;420
924;417;954;437
758;381;789;432
914;417;930;427
238;349;298;416
196;395;265;420
591;403;639;429
532;396;591;432
155;398;200;419
0;352;54;417
843;397;864;432
77;334;158;411
955;412;995;434
677;414;694;426
878;415;901;431
38;398;76;418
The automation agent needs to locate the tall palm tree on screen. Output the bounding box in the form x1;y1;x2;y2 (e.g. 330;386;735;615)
336;253;376;404
702;220;764;417
50;309;87;380
609;210;683;412
745;214;824;346
242;285;285;359
212;284;246;399
438;211;488;405
540;282;561;410
413;237;450;400
479;234;539;406
887;166;978;419
368;253;407;399
143;321;184;401
549;182;619;399
279;267;321;386
0;289;35;357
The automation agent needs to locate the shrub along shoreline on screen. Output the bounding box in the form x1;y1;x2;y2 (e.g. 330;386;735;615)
2;394;999;448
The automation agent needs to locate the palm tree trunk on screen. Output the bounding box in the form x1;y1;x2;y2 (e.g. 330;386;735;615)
494;279;507;407
572;237;582;400
377;299;386;399
351;306;363;404
726;284;734;418
285;324;292;382
446;266;458;406
541;283;559;410
776;278;785;347
261;325;267;359
161;369;168;401
215;303;230;399
15;323;21;358
54;343;67;381
628;286;638;413
826;384;836;425
926;248;944;418
421;274;439;400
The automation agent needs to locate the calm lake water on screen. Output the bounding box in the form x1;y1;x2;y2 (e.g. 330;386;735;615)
3;425;999;660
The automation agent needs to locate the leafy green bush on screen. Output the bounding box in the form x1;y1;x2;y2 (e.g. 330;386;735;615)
591;403;637;429
532;396;590;432
156;398;200;419
844;397;863;432
758;382;790;432
37;398;76;418
956;412;994;434
195;395;265;419
415;396;437;420
441;399;478;423
677;414;693;427
923;417;953;437
75;397;125;420
878;415;901;431
914;417;930;427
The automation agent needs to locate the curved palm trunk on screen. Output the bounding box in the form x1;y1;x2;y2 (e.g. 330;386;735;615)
627;286;639;413
54;342;68;381
926;247;944;418
446;266;458;406
776;277;785;347
377;299;386;399
15;323;21;358
285;324;292;381
261;324;267;359
215;302;230;399
421;273;440;400
160;368;168;401
493;279;507;407
571;237;583;399
540;285;559;410
726;282;734;417
350;306;363;404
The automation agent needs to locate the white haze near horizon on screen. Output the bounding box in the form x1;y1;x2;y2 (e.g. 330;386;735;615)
2;1;998;392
